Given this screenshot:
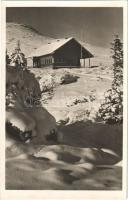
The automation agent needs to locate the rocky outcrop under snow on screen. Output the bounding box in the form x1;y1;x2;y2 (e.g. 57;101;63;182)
6;66;59;147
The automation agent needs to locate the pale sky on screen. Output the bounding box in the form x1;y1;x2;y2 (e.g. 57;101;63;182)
6;7;123;48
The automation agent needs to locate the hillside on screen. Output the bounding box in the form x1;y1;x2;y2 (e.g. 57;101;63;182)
6;22;113;68
6;23;53;56
82;42;113;67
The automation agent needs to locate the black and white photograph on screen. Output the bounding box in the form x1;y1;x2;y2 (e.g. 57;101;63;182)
1;1;127;198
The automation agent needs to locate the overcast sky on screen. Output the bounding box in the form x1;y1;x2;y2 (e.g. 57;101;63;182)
6;7;123;48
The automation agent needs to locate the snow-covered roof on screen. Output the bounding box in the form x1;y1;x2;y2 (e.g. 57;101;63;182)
27;37;93;58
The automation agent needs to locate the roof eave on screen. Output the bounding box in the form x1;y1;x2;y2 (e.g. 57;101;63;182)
27;52;55;59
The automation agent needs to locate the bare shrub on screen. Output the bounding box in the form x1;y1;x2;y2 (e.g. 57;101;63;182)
60;72;78;84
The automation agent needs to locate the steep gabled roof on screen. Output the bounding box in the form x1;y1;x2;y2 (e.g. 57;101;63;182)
27;37;93;58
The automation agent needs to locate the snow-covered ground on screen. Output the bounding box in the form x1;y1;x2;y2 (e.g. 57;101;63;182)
6;66;122;190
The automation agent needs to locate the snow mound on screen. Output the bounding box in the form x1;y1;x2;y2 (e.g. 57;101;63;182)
6;109;36;133
34;144;120;166
6;66;60;146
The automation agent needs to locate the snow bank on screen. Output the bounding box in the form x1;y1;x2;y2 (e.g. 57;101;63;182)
6;66;59;146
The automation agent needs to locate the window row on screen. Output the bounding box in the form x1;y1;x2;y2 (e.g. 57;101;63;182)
41;58;53;65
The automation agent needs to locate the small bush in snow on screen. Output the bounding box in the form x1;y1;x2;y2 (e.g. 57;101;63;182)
67;95;96;107
39;75;55;93
60;72;78;84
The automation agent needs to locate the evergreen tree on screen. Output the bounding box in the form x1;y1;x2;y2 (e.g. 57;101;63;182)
112;35;123;87
98;35;123;124
10;40;27;68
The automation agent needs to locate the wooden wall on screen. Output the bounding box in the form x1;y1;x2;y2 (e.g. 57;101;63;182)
33;55;54;68
54;39;92;67
54;39;81;67
32;38;93;68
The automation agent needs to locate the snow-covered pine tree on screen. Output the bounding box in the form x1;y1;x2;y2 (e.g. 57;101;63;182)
10;40;27;68
9;41;41;107
98;35;123;124
112;35;123;87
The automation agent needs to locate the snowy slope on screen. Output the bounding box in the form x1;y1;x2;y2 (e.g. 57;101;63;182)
6;22;113;67
6;23;53;56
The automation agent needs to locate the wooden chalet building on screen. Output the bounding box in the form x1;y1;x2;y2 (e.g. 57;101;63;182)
27;37;94;68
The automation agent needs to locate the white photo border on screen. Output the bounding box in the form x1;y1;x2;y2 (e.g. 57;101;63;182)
1;1;127;200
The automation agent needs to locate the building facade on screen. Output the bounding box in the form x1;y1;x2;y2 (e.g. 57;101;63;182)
27;37;94;68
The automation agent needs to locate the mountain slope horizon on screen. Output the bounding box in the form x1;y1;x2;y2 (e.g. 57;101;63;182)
6;22;112;67
6;22;54;56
